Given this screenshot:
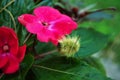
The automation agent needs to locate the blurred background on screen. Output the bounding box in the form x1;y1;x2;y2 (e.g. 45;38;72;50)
78;0;120;80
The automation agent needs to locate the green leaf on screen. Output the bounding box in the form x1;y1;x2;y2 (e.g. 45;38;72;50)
34;0;53;7
63;0;83;8
83;57;106;74
72;28;109;57
1;54;34;80
31;57;111;80
20;54;34;79
35;42;56;54
0;0;35;27
86;12;113;21
17;27;28;46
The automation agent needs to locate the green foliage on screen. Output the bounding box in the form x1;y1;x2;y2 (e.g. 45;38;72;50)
31;57;111;80
71;28;109;57
34;0;54;7
79;0;120;38
35;42;56;54
84;57;106;74
20;54;34;79
0;0;35;27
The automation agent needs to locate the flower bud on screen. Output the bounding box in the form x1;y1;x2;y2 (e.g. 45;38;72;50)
58;36;80;57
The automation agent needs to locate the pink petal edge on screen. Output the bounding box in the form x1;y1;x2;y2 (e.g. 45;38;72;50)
18;14;37;26
34;6;62;22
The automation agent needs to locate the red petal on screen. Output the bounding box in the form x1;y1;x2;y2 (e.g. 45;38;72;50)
2;55;19;74
18;14;38;26
34;6;61;22
17;45;26;62
0;54;8;68
51;15;77;35
0;27;18;55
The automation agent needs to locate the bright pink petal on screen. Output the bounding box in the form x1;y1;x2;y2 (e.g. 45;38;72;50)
49;31;63;45
0;54;8;68
51;15;77;35
34;6;62;22
26;22;43;34
3;55;19;74
37;30;50;42
17;45;26;62
18;14;38;26
37;29;62;45
37;28;56;42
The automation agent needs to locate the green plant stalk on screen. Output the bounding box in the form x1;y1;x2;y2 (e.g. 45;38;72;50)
4;8;17;32
33;65;78;76
0;73;4;79
35;49;57;59
0;0;15;13
23;33;32;44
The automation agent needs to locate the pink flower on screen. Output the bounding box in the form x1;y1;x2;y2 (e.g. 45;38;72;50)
0;27;26;74
18;6;77;45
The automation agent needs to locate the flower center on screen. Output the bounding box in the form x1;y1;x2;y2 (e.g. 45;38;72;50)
42;22;49;27
3;44;9;52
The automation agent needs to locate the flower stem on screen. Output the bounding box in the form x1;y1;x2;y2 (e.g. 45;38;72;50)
33;65;78;76
4;8;17;32
0;73;4;79
23;33;32;44
35;49;57;59
0;0;15;13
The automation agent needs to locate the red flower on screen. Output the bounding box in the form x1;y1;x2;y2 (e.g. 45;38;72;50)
18;6;77;45
0;27;26;74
